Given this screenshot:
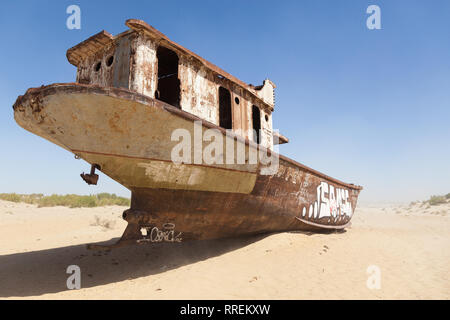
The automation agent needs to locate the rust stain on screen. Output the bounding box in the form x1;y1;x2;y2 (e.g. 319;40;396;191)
108;112;124;134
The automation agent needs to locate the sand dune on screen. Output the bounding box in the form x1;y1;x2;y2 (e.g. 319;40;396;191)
0;200;448;299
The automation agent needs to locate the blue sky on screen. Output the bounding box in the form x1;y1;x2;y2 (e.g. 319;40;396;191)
0;0;449;203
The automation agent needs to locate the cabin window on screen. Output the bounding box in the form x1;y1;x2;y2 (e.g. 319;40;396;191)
106;55;114;67
219;87;232;129
94;61;101;72
252;105;261;144
156;46;181;108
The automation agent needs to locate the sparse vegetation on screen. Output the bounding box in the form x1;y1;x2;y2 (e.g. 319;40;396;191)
0;193;43;203
427;195;447;206
421;194;450;206
90;215;116;229
0;193;130;208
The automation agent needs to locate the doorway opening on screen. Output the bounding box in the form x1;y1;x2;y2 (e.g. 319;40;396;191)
219;87;232;129
252;105;261;144
156;46;180;108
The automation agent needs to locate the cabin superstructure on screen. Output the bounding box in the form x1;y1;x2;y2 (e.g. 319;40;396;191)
67;19;283;150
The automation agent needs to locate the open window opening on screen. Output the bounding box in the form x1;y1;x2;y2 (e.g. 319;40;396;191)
156;46;180;108
252;105;261;144
219;87;232;129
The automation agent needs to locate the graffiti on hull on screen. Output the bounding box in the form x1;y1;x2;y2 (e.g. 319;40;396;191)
137;223;182;243
300;182;353;223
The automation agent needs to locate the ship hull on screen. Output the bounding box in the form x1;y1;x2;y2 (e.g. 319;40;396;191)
13;83;362;248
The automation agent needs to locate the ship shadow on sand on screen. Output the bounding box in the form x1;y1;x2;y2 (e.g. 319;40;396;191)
0;229;344;298
0;232;311;298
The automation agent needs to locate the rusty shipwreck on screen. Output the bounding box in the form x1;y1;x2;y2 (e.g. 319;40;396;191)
13;19;362;249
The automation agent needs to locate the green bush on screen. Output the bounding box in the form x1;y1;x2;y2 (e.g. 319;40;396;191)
96;193;117;200
0;193;130;208
0;193;22;203
113;197;130;206
70;195;98;208
428;195;447;206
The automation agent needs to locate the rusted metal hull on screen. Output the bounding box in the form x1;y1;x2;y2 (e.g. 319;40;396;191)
13;83;362;249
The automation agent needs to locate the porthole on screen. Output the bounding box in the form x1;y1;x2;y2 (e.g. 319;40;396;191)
106;55;114;67
265;114;269;122
94;61;101;72
235;97;240;104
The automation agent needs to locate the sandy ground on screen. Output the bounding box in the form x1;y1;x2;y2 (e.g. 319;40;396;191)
0;199;448;299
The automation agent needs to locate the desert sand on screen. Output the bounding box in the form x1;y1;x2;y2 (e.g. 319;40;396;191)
0;199;448;299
